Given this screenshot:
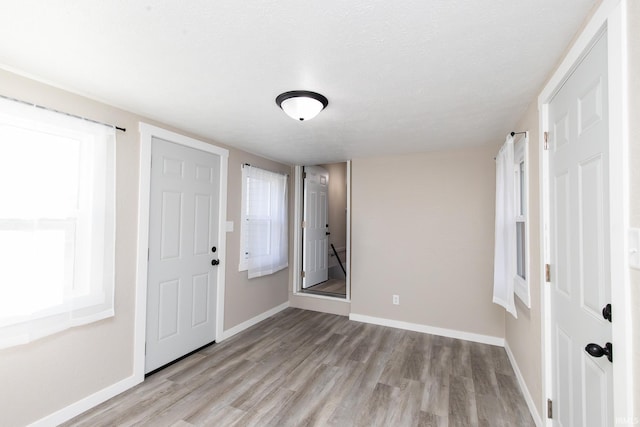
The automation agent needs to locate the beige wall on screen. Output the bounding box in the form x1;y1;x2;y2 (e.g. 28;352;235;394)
0;70;140;427
319;162;348;251
0;69;290;426
627;0;640;419
4;3;637;426
505;1;640;421
350;147;505;338
224;154;291;329
504;100;543;417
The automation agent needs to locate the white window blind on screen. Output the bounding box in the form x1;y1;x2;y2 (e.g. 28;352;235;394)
240;165;288;279
0;97;116;349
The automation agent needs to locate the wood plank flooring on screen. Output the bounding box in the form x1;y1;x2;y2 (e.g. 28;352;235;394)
64;308;535;427
303;279;347;297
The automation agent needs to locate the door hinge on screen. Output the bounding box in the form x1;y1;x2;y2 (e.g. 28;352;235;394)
545;263;551;283
547;398;553;419
301;271;306;278
303;172;307;179
302;221;306;228
145;343;147;355
544;131;549;150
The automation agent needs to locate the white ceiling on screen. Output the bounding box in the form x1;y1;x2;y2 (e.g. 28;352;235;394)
0;0;598;165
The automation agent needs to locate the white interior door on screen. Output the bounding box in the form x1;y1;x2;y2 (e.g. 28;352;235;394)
302;166;329;288
549;31;613;426
146;137;221;373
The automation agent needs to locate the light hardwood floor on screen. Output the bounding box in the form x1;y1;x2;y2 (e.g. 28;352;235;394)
64;308;535;427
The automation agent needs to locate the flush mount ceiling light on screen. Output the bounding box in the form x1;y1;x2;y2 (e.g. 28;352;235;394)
275;90;328;121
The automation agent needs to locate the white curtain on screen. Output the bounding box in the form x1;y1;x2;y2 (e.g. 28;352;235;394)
493;134;517;318
244;166;288;279
0;97;116;348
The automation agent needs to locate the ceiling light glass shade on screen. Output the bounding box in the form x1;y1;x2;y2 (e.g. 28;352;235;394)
275;91;328;121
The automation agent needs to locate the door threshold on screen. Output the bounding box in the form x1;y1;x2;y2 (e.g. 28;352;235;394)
145;340;215;378
301;288;347;298
294;290;350;302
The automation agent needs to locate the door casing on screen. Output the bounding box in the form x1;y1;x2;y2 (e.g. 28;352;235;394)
292;162;351;301
538;0;631;424
135;123;229;380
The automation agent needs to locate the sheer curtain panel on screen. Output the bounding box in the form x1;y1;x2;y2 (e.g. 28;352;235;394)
493;134;517;318
0;97;116;348
240;165;288;279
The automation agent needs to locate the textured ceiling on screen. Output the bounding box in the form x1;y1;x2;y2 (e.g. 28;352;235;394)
0;0;598;165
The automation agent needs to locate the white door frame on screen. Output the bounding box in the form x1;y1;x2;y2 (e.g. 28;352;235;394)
133;123;229;380
292;162;351;302
538;0;631;424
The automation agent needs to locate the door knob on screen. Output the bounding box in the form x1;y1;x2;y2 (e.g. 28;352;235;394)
211;259;220;266
585;342;612;362
211;246;217;253
602;304;611;322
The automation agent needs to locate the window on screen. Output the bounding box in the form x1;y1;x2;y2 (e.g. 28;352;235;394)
239;165;288;279
0;97;116;349
513;135;530;306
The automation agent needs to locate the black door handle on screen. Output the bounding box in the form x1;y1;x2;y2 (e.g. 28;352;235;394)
602;304;611;322
585;342;612;362
211;259;220;266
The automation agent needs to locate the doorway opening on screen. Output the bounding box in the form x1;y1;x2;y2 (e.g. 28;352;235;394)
293;162;350;300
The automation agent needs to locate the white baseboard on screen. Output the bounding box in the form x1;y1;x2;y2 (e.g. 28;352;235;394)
349;313;544;423
29;306;535;427
29;374;142;427
349;313;505;347
29;302;289;426
504;341;544;427
220;301;289;341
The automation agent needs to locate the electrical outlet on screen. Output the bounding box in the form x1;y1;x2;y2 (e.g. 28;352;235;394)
393;295;399;305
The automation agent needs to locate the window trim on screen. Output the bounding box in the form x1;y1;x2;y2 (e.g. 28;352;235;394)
0;99;116;348
238;164;288;277
513;133;530;307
